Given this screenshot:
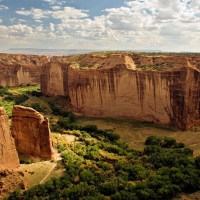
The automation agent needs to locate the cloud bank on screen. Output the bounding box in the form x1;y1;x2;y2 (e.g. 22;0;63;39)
0;0;199;51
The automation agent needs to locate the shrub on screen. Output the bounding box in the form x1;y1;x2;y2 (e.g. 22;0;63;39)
4;94;14;101
162;137;177;148
98;182;118;195
145;135;162;146
31;91;42;97
82;125;98;133
183;148;193;156
31;103;42;112
144;145;161;155
14;94;29;104
175;142;185;148
57;117;71;128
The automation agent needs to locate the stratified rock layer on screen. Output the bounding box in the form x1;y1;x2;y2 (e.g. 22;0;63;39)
0;107;20;171
0;54;49;87
41;53;200;130
12;106;54;159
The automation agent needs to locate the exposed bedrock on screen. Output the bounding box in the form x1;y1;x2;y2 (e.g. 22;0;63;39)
0;107;20;171
0;54;49;87
41;56;200;131
11;106;54;159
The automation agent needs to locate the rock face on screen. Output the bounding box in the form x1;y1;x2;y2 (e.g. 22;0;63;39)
12;106;54;159
41;53;200;130
0;54;49;87
0;107;20;171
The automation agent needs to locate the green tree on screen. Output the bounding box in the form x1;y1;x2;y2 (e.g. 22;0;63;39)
145;135;162;146
99;182;118;196
80;170;95;184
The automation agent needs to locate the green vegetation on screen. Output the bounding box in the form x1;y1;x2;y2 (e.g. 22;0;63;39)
139;52;200;56
139;63;174;71
0;86;39;116
30;103;42;112
75;116;200;157
1;85;200;199
8;126;200;200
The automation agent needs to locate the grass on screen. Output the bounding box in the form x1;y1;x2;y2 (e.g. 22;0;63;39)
99;149;126;160
8;85;39;94
0;100;14;117
0;86;67;190
21;161;56;188
76;116;200;157
23;96;52;114
18;133;66;188
0;85;40;117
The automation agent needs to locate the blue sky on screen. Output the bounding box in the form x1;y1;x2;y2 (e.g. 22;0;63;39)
0;0;200;51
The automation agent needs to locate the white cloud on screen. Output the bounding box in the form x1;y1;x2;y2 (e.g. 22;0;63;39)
16;6;88;21
19;19;26;22
0;5;8;10
0;24;33;38
0;19;2;23
160;25;182;36
51;6;61;10
35;19;42;23
35;25;43;32
49;23;55;31
52;7;88;20
8;24;33;37
43;0;57;4
1;0;200;51
190;0;200;7
43;0;65;5
10;18;16;23
16;8;51;19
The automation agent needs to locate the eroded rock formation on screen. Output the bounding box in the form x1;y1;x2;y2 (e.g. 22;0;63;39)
41;53;200;130
0;54;49;87
12;106;54;159
0;107;20;171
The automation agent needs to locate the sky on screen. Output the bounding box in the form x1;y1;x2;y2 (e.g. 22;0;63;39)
0;0;200;52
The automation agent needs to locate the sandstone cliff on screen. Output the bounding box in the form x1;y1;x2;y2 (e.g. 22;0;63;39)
0;54;49;87
12;106;54;159
0;107;20;171
41;53;200;130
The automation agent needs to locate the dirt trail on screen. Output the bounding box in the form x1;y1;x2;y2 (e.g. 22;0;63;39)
33;96;52;112
39;163;57;184
39;151;61;184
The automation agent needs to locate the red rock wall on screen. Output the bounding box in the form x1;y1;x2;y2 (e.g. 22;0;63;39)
11;106;54;159
0;107;20;171
0;54;49;87
41;61;200;130
0;64;42;87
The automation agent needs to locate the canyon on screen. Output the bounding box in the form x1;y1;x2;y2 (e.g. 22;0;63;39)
40;53;200;130
1;52;200;130
1;52;200;198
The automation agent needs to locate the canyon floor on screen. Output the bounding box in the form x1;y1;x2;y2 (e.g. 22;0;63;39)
76;117;200;158
26;93;200;158
1;86;200;199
